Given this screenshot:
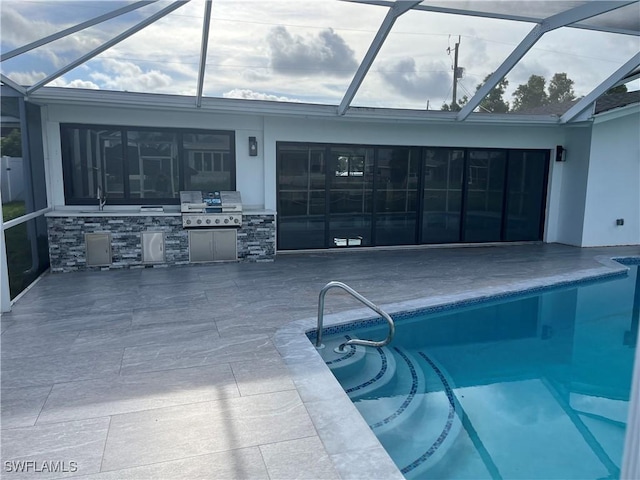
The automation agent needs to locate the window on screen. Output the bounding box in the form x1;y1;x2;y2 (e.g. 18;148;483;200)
61;125;235;204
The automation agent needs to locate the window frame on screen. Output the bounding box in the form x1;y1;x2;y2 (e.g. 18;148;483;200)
60;123;236;205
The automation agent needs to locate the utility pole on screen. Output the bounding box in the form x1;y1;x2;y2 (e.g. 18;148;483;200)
451;36;461;107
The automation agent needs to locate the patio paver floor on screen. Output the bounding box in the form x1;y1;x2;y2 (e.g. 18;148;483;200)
1;243;638;479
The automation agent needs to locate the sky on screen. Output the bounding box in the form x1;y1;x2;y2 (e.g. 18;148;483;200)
1;0;639;110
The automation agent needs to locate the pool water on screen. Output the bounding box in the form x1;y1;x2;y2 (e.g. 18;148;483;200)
320;265;639;479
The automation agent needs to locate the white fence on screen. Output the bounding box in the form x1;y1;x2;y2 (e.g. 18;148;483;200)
1;156;24;203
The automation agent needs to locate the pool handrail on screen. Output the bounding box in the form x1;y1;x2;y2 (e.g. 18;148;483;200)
315;281;395;350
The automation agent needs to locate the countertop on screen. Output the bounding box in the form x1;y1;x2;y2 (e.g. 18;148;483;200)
45;206;276;217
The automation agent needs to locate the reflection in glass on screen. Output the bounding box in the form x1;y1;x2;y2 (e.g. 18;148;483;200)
464;150;506;242
329;147;374;247
183;133;233;192
376;147;419;245
277;145;326;249
5;217;49;300
422;149;464;244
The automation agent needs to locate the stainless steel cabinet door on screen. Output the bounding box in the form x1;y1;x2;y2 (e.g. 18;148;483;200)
188;230;237;263
142;231;165;263
85;233;112;266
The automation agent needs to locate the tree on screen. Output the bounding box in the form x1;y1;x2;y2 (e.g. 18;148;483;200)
512;75;548;112
440;95;468;112
0;129;22;157
606;84;628;95
477;74;509;113
548;73;575;104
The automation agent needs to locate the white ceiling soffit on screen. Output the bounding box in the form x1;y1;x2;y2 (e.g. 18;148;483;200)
356;0;640;35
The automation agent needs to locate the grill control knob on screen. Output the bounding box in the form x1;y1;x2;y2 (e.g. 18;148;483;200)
215;219;220;224
197;219;202;225
186;219;191;225
234;218;239;224
224;218;229;224
206;219;211;224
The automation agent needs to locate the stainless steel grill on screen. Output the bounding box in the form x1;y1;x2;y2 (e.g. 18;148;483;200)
180;191;242;228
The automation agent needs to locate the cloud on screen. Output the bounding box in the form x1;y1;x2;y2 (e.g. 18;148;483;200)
54;79;100;90
378;58;451;101
3;71;48;86
89;58;173;92
223;88;301;102
267;26;358;77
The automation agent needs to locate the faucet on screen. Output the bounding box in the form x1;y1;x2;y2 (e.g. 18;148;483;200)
97;186;107;211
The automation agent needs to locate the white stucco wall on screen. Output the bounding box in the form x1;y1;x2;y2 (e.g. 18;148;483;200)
551;126;593;246
41;98;568;240
581;106;640;247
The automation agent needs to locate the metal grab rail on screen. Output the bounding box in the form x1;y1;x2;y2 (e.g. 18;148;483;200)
315;281;395;350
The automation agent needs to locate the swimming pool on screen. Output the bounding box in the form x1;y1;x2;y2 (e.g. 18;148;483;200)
316;263;639;479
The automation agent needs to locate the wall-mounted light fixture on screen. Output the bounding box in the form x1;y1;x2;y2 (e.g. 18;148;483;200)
248;136;258;156
555;145;565;162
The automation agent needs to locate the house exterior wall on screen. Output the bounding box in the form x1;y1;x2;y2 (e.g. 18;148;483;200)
552;126;593;246
582;107;640;247
42;100;569;246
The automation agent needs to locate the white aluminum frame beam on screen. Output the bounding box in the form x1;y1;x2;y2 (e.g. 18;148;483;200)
457;1;635;121
1;73;26;95
0;1;156;63
26;1;190;95
338;0;420;115
196;0;213;108
560;52;640;123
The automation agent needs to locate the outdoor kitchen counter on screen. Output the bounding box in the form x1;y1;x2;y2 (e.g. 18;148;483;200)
45;207;276;272
45;207;275;217
45;206;181;217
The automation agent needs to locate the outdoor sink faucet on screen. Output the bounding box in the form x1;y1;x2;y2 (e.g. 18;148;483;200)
97;186;107;211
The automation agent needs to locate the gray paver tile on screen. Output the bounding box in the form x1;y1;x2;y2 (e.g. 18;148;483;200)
101;390;316;471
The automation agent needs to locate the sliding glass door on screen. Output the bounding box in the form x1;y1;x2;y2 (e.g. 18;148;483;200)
276;143;549;250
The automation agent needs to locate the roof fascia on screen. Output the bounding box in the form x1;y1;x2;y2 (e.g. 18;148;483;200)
26;1;189;95
457;1;635;121
196;0;213;108
0;1;156;63
29;87;562;126
560;52;640;123
337;0;420;116
592;102;640;124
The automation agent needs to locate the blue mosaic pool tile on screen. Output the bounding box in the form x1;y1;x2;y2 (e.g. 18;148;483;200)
400;352;457;475
369;347;418;429
345;347;387;394
615;256;640;265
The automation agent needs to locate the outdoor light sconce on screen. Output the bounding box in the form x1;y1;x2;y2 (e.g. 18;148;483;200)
248;136;258;156
555;145;565;162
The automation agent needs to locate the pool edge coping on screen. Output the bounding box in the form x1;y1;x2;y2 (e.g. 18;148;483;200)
273;255;639;479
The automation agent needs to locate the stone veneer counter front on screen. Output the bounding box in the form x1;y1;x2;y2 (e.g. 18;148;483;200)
46;209;275;273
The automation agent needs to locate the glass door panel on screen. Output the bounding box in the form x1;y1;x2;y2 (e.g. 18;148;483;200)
375;147;419;245
329;147;374;247
277;145;326;250
422;149;464;244
463;150;506;242
505;151;548;241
